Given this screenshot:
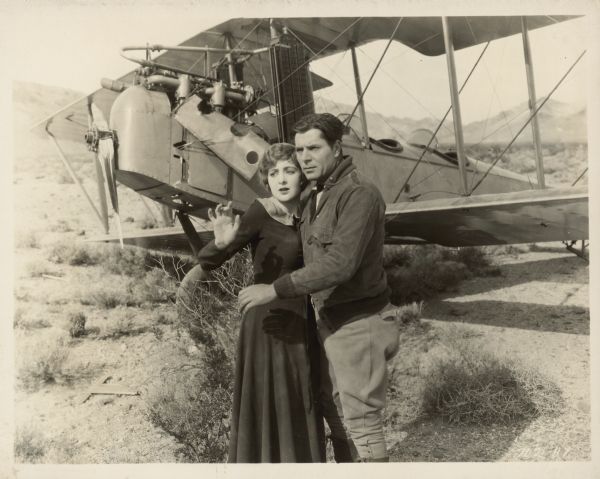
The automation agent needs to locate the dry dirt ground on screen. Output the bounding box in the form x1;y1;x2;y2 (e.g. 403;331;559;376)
387;247;590;462
11;137;590;464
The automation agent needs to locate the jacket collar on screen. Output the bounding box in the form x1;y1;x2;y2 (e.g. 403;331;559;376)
318;155;355;191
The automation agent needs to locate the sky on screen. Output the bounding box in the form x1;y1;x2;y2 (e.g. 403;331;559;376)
1;2;596;125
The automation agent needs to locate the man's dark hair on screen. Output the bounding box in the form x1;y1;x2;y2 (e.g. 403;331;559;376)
293;113;345;147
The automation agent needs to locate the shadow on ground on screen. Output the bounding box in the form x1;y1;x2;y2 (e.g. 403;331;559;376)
459;255;588;297
389;416;532;462
424;253;589;335
428;299;589;334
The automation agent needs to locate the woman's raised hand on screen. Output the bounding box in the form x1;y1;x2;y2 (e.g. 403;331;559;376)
208;201;241;250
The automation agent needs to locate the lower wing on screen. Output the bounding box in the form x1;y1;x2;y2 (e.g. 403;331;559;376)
384;186;588;247
86;226;215;256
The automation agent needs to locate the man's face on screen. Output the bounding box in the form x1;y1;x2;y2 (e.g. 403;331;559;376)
294;128;340;182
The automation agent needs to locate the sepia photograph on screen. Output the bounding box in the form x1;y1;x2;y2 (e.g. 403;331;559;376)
2;0;598;477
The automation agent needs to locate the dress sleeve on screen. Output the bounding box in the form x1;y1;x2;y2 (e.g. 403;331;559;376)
197;200;265;271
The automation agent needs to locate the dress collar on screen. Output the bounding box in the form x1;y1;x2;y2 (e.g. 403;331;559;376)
257;197;300;226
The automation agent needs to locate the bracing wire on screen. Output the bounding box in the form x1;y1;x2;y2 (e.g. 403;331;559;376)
344;18;404;127
469;50;586;195
356;45;454;137
288;27;412;145
392;41;491;203
571;167;588;186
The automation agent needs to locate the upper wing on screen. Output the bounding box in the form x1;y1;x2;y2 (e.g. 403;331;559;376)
31;15;577;144
277;16;579;57
384;186;588;246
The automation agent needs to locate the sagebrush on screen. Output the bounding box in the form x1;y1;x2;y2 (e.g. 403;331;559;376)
421;327;564;424
384;245;500;304
146;249;252;462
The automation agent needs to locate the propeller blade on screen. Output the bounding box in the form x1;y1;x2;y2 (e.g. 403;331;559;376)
90;101;123;248
98;138;119;214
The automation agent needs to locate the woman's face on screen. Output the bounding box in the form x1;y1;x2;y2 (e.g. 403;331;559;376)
267;159;302;204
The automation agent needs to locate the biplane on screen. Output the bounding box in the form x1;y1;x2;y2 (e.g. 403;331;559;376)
32;16;589;271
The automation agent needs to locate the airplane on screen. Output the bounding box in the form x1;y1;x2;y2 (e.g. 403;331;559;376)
32;16;590;292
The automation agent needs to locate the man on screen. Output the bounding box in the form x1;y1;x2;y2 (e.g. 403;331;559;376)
239;113;399;462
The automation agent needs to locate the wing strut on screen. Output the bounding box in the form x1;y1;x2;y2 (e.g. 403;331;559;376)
344;18;404;129
521;17;545;189
442;16;468;196
350;44;370;148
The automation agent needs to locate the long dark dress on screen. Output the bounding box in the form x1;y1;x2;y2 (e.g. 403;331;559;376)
197;199;325;463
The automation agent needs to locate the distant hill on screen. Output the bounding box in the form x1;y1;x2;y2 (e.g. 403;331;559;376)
315;96;587;145
13;81;85;134
13;81;86;161
463;99;586;145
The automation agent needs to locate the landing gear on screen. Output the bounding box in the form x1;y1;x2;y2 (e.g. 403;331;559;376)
564;240;589;262
175;211;210;313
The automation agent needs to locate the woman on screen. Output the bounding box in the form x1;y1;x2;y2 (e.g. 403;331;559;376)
197;143;325;463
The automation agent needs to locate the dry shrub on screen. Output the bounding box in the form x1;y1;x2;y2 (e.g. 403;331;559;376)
17;230;41;249
48;241;98;266
139;216;158;230
49;219;73;233
146;371;231;462
147;250;251;462
23;260;58;279
99;316;150;340
81;266;177;309
384;245;499;304
68;311;86;338
177;250;251;353
87;287;130;309
17;336;70;391
14;307;51;330
14;425;47;463
421;327;564;424
100;245;156;277
129;268;178;305
397;301;423;325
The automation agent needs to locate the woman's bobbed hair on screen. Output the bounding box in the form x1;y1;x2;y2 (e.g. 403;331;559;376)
257;142;307;191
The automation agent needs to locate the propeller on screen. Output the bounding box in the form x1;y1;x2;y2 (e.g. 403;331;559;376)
86;99;124;248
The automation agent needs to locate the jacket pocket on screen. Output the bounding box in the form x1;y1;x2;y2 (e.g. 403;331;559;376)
307;225;333;247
